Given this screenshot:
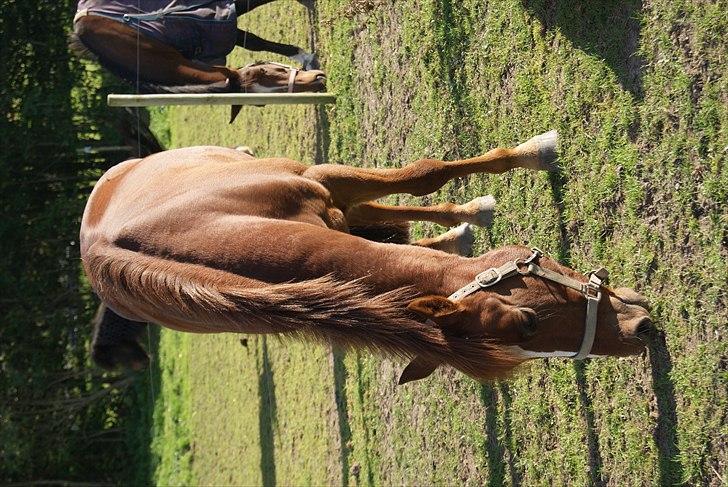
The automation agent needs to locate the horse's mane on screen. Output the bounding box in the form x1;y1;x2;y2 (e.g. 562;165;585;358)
68;31;233;94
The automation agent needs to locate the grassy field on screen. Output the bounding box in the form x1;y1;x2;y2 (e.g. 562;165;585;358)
132;0;726;485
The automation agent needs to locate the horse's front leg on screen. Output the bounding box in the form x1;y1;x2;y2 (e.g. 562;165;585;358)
303;131;558;208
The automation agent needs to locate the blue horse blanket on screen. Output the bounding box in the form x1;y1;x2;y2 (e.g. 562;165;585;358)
75;0;237;64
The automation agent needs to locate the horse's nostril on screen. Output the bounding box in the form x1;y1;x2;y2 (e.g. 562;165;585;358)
635;317;654;338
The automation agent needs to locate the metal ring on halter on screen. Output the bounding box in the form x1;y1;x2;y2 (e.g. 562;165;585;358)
475;268;502;288
525;247;543;264
514;259;530;275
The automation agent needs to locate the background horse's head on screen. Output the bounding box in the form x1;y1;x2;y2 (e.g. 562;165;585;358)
236;61;326;93
226;62;326;122
402;246;654;383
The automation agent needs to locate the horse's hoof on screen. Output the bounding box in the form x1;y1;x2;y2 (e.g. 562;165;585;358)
451;223;475;257
434;223;475;256
516;130;559;172
535;130;558;171
459;195;496;227
235;146;256;157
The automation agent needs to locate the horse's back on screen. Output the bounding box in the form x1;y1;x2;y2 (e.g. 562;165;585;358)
80;146;334;259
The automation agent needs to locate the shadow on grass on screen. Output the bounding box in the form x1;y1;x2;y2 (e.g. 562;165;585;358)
307;2;330;166
315;104;331;165
478;383;525;487
432;0;480;157
125;325;162;487
647;332;684;485
498;384;524;486
573;361;606;486
521;0;645;99
331;349;353;486
257;336;278;487
479;384;506;486
354;353;376;486
548;171;606;486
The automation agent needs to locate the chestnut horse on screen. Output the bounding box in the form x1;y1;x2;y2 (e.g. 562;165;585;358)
80;131;654;383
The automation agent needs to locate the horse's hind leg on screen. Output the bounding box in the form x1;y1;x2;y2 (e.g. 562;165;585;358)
304;131;558;207
345;196;496;228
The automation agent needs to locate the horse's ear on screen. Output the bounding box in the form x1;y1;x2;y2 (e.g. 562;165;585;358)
398;356;438;385
229;104;242;123
407;295;462;319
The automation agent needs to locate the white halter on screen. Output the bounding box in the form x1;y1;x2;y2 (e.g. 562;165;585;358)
448;248;608;360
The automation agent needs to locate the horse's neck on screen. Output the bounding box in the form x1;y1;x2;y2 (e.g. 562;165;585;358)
199;218;470;297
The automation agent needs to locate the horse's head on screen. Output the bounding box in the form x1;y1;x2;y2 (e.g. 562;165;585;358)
236;61;326;93
403;246;653;383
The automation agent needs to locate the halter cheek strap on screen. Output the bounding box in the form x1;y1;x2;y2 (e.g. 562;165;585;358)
287;67;298;93
447;248;608;360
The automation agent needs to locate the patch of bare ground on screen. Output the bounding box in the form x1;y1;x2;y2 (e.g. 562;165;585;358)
668;19;715;108
351;7;432;169
336;0;386;21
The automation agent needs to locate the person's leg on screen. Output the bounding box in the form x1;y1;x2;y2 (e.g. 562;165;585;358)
236;29;318;68
236;0;314;14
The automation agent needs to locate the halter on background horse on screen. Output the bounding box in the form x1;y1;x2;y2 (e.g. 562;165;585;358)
70;0;326;121
81;131;655;383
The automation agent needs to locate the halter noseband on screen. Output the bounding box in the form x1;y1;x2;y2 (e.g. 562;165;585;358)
448;248;608;359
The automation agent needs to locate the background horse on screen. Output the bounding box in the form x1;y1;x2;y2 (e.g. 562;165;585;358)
80;131;654;384
70;0;324;97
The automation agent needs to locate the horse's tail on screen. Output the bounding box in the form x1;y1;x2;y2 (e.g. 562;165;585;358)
83;240;521;381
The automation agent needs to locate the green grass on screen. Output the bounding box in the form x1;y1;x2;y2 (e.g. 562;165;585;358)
133;0;727;485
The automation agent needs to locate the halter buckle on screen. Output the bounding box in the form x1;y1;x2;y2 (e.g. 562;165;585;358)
475;268;503;288
526;247;543;264
585;285;602;300
590;267;609;282
585;267;607;299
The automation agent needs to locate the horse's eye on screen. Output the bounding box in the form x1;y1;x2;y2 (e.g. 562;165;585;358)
519;307;538;338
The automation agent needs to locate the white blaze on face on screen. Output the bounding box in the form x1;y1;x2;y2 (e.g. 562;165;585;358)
507;346;608;359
